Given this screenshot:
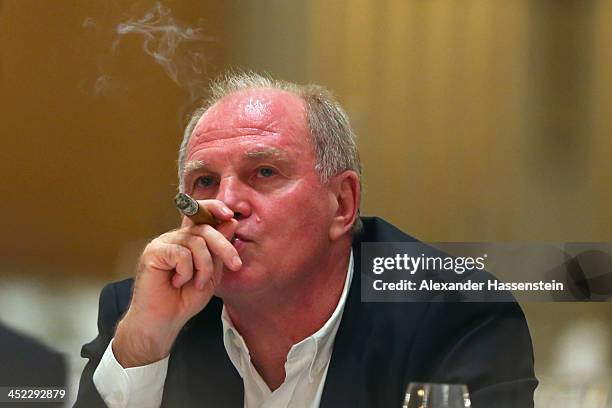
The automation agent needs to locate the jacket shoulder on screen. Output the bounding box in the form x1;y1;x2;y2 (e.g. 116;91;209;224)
74;278;134;407
356;216;419;244
101;278;134;317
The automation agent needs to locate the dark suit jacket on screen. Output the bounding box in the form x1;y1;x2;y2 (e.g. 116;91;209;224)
75;217;537;407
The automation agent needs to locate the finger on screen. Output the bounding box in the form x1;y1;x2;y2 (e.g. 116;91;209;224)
156;233;215;290
180;199;234;228
210;255;225;288
175;232;225;289
172;229;232;288
216;218;239;241
199;200;235;221
196;254;214;290
188;237;214;290
169;234;214;284
162;244;194;288
190;223;241;271
180;215;195;228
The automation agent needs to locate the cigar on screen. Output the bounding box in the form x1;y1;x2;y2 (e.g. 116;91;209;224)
174;193;220;226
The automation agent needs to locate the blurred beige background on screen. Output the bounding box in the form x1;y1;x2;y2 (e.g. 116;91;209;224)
1;0;611;405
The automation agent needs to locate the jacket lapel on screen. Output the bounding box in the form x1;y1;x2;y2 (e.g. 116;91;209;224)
319;231;373;407
320;217;420;408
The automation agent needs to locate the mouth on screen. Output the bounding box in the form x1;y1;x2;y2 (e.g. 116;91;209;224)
231;232;250;246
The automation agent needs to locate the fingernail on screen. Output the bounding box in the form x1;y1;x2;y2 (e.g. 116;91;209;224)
222;207;233;216
232;256;242;269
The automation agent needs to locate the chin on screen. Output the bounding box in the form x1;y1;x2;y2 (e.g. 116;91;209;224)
215;265;267;300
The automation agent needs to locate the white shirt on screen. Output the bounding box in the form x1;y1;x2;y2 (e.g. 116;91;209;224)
93;251;354;408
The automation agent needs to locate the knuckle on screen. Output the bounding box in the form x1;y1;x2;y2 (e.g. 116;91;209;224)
176;246;191;260
138;253;158;273
201;224;215;235
190;235;207;248
145;238;163;250
153;233;166;242
158;229;177;241
165;244;180;260
140;242;160;263
141;243;154;257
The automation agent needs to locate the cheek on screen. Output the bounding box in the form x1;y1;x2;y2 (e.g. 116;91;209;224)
261;184;331;236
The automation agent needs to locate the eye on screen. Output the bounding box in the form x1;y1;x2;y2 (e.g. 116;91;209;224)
257;167;276;178
195;175;215;188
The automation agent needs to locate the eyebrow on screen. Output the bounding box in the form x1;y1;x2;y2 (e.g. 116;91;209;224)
183;160;207;177
183;147;291;178
243;147;289;161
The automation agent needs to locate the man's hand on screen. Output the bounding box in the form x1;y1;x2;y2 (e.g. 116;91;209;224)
112;200;241;368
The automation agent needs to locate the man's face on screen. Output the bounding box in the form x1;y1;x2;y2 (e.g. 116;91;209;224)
183;89;336;300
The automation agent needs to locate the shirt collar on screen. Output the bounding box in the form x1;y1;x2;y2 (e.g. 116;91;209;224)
221;250;354;381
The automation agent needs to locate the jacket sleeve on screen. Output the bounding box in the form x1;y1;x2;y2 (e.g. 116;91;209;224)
415;302;538;408
74;283;123;408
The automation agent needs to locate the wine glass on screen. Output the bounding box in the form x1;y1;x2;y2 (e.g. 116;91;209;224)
403;383;471;408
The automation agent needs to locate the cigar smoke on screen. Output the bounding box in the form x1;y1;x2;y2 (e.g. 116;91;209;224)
114;2;209;101
82;2;210;100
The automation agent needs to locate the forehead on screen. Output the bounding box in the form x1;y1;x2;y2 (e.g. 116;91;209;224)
190;89;308;147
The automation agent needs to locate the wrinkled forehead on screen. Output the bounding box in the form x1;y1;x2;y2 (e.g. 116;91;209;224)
191;89;308;143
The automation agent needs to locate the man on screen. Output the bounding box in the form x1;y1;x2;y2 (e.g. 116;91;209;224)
75;73;537;407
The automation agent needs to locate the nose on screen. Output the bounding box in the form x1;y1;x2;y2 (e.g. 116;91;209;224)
215;176;252;220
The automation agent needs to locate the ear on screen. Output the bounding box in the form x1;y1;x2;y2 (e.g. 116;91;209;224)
328;170;361;241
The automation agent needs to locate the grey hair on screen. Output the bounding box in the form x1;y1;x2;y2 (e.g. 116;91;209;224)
177;71;362;232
